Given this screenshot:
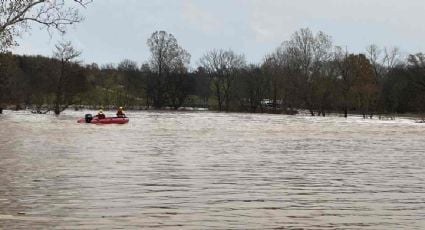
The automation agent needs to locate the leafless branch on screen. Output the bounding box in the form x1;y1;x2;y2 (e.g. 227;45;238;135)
0;0;91;50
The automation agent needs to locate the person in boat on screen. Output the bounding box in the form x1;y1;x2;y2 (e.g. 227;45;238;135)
116;106;126;118
96;109;106;119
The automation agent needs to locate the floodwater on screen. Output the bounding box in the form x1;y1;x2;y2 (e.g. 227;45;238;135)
0;110;424;229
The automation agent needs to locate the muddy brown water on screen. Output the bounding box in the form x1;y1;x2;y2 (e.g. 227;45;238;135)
0;110;424;229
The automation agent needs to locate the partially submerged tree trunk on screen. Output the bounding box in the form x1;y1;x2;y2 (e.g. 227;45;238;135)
32;104;51;114
54;104;68;115
54;61;65;115
51;41;82;115
214;81;223;111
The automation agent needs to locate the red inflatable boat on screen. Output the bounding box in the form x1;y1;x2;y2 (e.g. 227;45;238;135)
77;114;129;124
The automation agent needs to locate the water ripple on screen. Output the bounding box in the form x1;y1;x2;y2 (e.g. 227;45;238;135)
0;110;424;229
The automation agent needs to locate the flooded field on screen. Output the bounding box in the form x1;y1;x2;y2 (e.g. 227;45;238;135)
0;110;424;229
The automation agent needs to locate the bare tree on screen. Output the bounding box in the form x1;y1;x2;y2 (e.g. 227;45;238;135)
283;29;333;77
365;44;383;78
365;45;401;77
383;46;401;70
334;46;352;117
262;50;290;113
147;30;190;108
0;0;91;50
365;45;403;116
279;28;333;115
200;49;245;111
53;40;82;115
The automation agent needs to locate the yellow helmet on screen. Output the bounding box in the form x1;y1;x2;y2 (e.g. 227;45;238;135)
119;107;123;110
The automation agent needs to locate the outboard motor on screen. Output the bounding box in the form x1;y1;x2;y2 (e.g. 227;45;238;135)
85;114;93;123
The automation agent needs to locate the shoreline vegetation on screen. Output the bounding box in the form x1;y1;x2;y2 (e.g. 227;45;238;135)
0;2;425;122
1;28;425;121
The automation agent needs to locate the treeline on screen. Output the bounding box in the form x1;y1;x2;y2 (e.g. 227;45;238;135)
1;28;425;117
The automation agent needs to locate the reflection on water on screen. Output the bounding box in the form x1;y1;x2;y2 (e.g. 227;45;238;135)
0;110;424;229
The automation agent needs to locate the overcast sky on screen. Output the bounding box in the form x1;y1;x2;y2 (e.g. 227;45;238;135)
12;0;425;67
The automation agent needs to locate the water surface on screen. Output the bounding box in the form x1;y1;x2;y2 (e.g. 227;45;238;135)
0;110;424;229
